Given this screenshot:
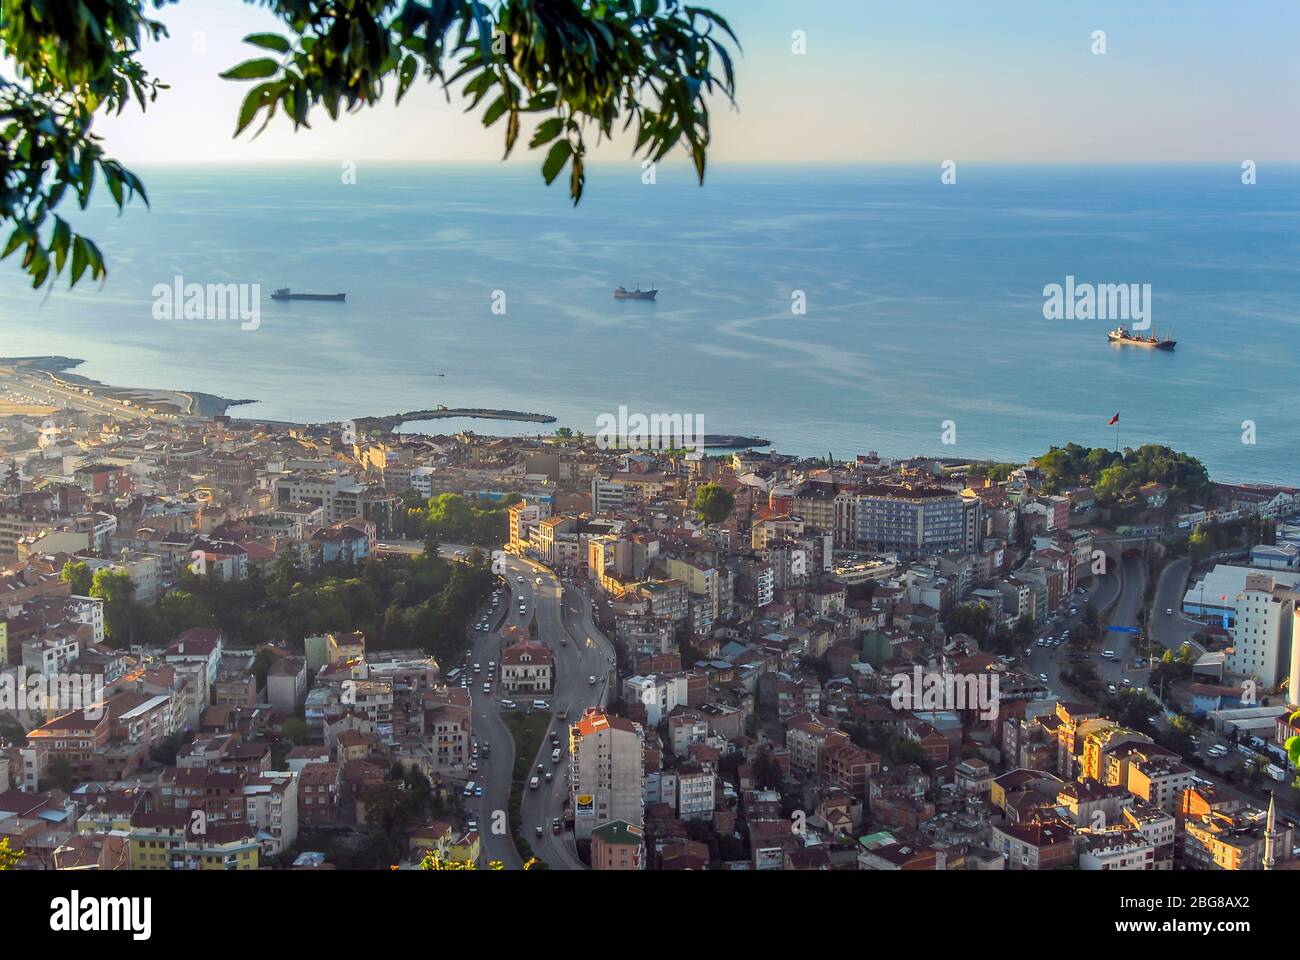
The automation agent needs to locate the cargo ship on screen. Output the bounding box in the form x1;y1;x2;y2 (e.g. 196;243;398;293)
613;285;657;301
270;288;346;302
1107;325;1175;350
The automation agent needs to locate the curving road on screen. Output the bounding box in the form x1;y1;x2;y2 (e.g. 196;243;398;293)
439;544;616;869
513;557;617;870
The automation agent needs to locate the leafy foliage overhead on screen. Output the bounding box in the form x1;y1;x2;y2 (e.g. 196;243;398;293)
0;0;738;287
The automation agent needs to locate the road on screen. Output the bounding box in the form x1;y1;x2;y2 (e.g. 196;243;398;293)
0;364;170;422
1022;573;1114;695
1149;555;1212;657
514;557;616;870
436;543;614;869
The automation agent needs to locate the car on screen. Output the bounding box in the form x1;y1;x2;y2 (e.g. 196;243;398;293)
473;663;481;673
474;786;483;796
1121;678;1132;686
588;675;597;684
488;661;496;670
1024;648;1032;657
467;818;478;830
529;776;539;790
462;781;475;796
469;761;478;773
500;699;516;709
1038;673;1048;682
560;636;568;645
552;819;562;834
1147;716;1160;725
544;771;553;782
1166;608;1174;616
482;682;491;693
532;699;549;709
537;763;545;773
517;576;525;583
535;577;543;585
1102;650;1116;659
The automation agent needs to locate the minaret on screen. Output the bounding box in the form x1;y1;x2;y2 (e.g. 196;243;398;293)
1264;791;1278;871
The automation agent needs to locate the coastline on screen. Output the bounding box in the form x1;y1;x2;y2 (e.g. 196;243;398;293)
1;355;1290;488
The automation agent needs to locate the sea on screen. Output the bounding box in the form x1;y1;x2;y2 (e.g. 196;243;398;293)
0;162;1296;485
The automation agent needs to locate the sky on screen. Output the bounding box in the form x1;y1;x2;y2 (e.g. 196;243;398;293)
78;0;1300;165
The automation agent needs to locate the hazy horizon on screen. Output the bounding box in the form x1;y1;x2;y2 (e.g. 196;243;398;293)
52;0;1299;166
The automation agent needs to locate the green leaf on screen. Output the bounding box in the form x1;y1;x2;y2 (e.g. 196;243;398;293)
235;83;279;136
482;95;508;128
529;117;564;148
220;59;280;81
541;139;572;184
243;33;292;54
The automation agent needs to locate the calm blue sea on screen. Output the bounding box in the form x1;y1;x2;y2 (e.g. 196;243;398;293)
0;163;1296;484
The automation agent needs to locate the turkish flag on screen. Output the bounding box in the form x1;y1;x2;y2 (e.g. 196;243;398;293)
1108;412;1120;426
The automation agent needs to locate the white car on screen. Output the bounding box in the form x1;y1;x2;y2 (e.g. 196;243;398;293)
588;675;597;685
1038;673;1048;682
1166;608;1174;616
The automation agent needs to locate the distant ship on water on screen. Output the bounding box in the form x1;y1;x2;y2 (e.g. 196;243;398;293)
270;288;347;302
1107;325;1175;350
614;285;657;300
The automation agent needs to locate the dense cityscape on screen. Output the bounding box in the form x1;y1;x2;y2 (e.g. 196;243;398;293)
1;354;1297;879
2;0;1296;944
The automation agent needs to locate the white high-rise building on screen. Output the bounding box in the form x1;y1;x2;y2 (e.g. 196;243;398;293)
1228;573;1297;689
568;709;645;840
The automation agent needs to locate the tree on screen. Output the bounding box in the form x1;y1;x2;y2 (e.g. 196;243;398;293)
1;0;737;289
90;568;137;644
692;483;735;525
3;460;19;492
282;717;310;745
1188;525;1210;562
0;837;23;871
60;560;93;596
751;746;783;790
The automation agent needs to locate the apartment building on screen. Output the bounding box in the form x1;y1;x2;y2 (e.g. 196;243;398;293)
1228;573;1296;688
569;708;645;840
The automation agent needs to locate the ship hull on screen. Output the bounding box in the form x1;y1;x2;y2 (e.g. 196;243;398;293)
1107;334;1175;349
613;290;657;300
271;293;346;302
